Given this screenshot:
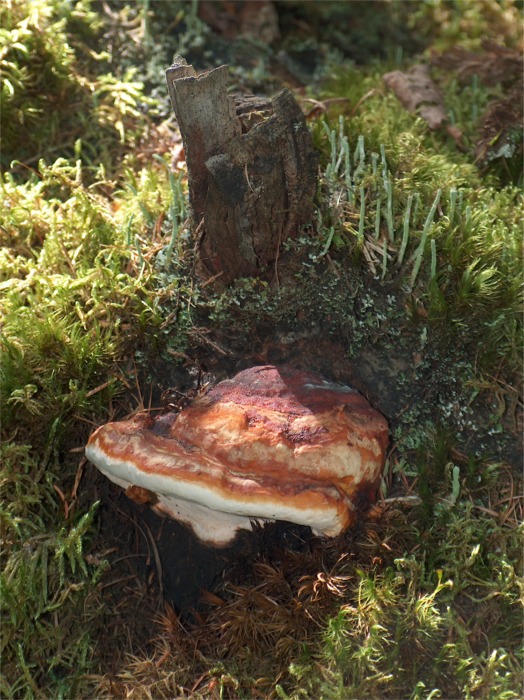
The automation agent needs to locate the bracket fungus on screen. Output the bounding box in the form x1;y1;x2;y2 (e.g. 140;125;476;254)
86;366;388;546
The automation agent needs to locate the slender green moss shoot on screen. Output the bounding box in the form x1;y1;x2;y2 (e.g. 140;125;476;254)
410;188;442;288
353;135;366;181
398;193;414;264
358;187;366;243
344;139;353;204
430;239;437;280
386;179;395;241
125;213;135;245
380;144;388;184
319;226;336;258
381;238;388;280
448;187;457;225
134;235;145;273
322;120;338;180
371;152;379;177
374;197;381;239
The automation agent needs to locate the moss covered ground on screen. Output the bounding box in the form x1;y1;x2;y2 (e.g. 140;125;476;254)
1;1;522;698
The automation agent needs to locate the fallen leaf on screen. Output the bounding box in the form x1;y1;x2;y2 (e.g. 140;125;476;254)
383;64;447;129
383;63;464;147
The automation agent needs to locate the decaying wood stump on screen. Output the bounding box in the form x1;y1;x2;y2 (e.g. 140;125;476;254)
165;56;318;282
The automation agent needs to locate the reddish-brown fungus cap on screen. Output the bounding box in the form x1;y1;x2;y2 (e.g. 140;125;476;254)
86;366;388;546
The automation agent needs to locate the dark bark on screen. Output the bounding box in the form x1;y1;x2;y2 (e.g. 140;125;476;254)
165;56;318;282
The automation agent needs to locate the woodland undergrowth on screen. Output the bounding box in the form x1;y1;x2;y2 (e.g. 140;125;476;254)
1;1;522;699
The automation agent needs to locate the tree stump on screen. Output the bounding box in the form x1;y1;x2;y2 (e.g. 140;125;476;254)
165;56;318;282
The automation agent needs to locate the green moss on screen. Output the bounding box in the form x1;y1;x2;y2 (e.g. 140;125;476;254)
273;481;522;699
406;0;522;52
0;442;106;698
0;0;157;175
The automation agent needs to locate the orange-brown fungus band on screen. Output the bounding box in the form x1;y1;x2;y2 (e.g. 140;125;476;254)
86;366;388;546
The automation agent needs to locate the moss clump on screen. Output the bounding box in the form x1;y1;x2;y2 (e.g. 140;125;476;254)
0;442;105;698
0;0;155;175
